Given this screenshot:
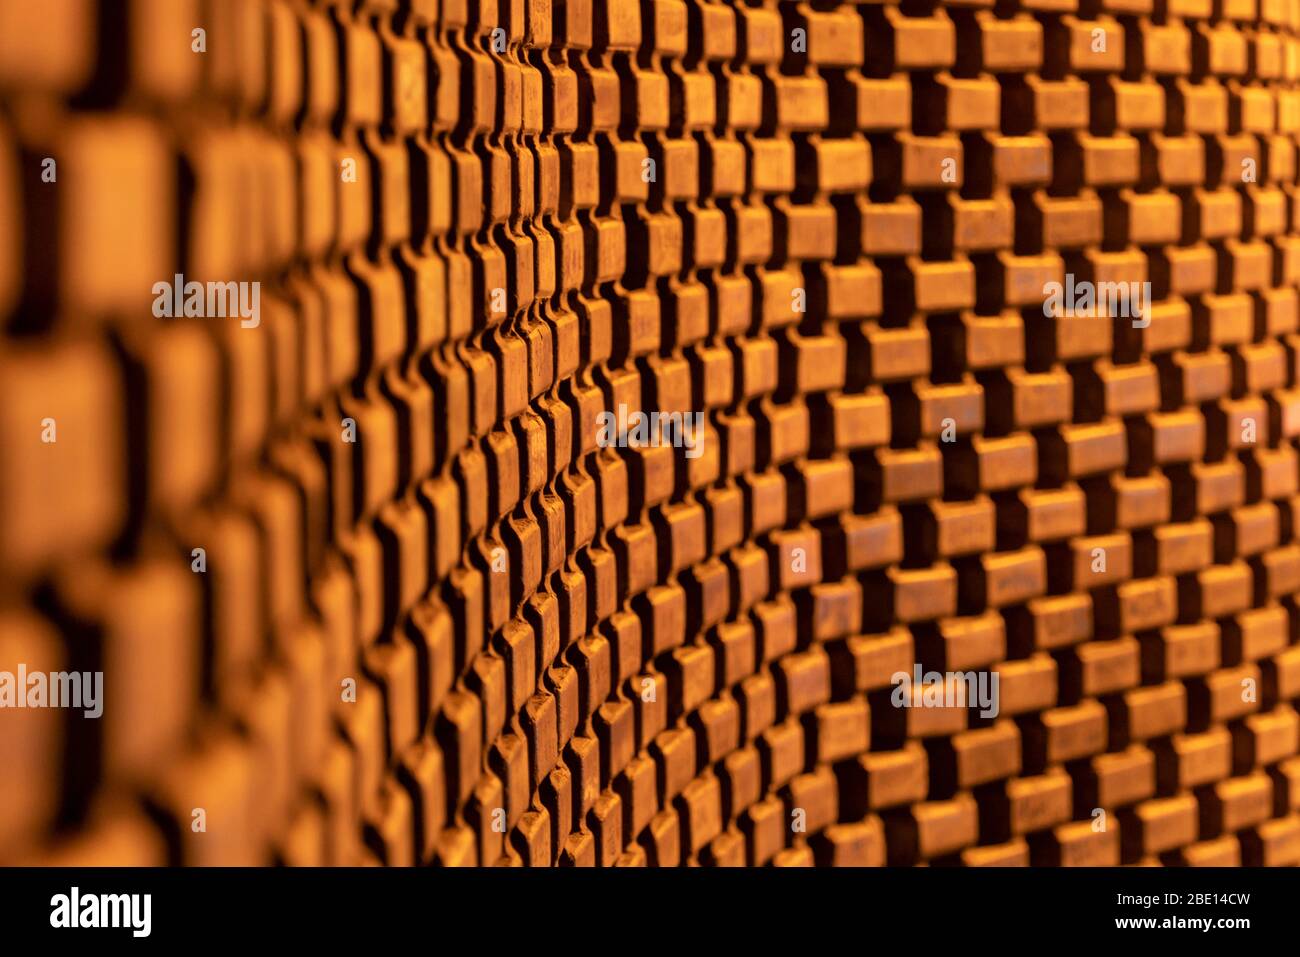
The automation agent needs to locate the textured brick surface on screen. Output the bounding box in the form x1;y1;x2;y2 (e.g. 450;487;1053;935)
2;0;1300;867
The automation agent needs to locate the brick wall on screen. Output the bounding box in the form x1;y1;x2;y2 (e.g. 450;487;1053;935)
1;0;1299;867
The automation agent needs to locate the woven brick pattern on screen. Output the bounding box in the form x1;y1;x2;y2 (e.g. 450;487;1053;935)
2;0;1300;867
